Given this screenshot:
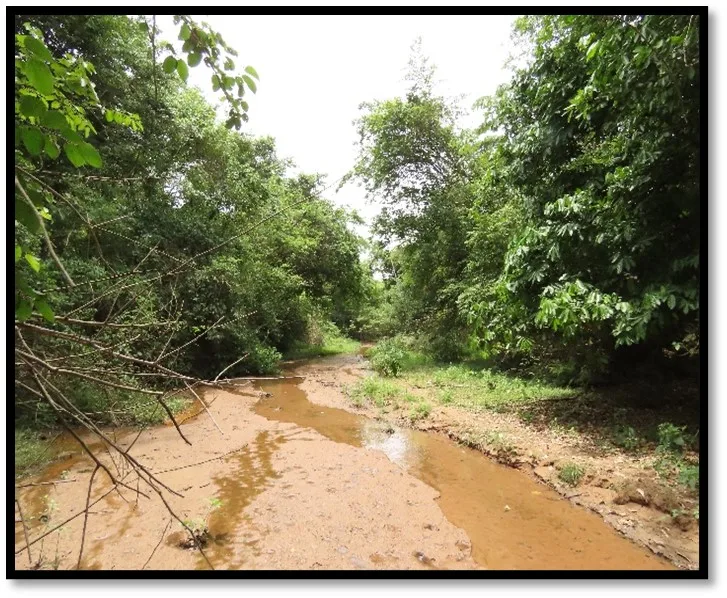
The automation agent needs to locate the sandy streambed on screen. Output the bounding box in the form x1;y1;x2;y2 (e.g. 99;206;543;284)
14;355;673;571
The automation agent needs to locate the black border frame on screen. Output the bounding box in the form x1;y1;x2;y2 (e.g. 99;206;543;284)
7;4;708;580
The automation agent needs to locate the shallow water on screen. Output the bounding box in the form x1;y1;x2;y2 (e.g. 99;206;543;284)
253;377;672;570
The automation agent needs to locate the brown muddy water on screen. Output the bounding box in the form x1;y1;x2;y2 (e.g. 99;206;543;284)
253;377;671;570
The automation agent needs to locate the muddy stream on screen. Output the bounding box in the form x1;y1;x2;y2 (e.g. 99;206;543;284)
14;355;672;571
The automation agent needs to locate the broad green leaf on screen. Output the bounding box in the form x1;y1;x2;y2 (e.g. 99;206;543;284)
187;52;202;67
244;65;259;80
177;59;189;82
24;36;53;61
19;95;46;118
211;74;221;91
25;58;55;95
224;58;235;71
78;142;102;168
241;74;257;93
162;56;178;74
15;246;22;262
105;109;114;122
15;197;40;234
179;23;191;41
35;298;55;322
44;136;60;159
42;110;68;129
21;127;45;155
64;142;86;167
16;299;34;322
25;253;41;272
586;41;600;61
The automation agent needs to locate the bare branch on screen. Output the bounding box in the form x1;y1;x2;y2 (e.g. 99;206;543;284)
15;175;75;286
76;465;100;569
213;353;248;383
15;499;33;565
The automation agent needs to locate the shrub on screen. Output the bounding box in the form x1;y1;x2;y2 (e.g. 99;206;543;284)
612;425;640;452
369;338;406;377
657;422;688;453
558;462;585;487
677;462;699;490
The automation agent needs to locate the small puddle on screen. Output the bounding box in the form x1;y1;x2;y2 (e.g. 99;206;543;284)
253;377;673;570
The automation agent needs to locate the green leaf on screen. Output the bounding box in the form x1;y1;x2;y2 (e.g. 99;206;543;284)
177;59;189;82
16;299;34;322
15;197;40;234
162;56;178;74
586;40;600;61
44;136;60;159
78;142;102;168
64;142;86;167
179;23;191;41
241;74;257;93
35;298;55;323
21;127;45;155
25;58;55;95
19;95;46;118
105;109;114;122
24;36;53;61
25;253;41;272
224;58;235;71
244;65;259;80
211;74;221;91
187;52;202;67
42;110;68;130
15;246;22;263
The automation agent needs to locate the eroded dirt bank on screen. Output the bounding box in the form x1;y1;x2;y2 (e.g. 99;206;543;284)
15;353;677;571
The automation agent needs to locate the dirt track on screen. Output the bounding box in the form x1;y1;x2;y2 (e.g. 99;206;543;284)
14;353;675;571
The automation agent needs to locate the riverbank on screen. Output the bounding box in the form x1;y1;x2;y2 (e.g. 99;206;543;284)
291;352;699;570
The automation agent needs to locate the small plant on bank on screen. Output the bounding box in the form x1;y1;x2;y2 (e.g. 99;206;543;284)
369;338;406;377
657;422;689;453
558;462;585;487
178;497;224;549
612;424;640;452
408;401;432;421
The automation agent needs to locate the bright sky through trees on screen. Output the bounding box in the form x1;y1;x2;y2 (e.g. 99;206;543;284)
157;14;517;227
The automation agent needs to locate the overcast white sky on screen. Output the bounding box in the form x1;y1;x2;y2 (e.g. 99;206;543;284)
156;14;518;228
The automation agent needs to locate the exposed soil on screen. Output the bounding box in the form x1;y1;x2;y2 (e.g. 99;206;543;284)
14;352;686;571
293;353;698;570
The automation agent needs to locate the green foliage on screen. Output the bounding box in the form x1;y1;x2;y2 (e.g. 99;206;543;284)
612;424;640;452
349;377;402;408
351;17;700;384
369;337;407;377
13;15;371;443
677;463;699;490
15;429;51;476
558;462;585;487
408;401;432;421
657;422;689;454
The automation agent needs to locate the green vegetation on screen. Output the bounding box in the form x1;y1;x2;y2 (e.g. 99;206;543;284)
654;422;699;490
15;429;51;477
558;463;586;487
14;12;700;541
13;15;367;454
285;320;360;360
353;17;700;385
